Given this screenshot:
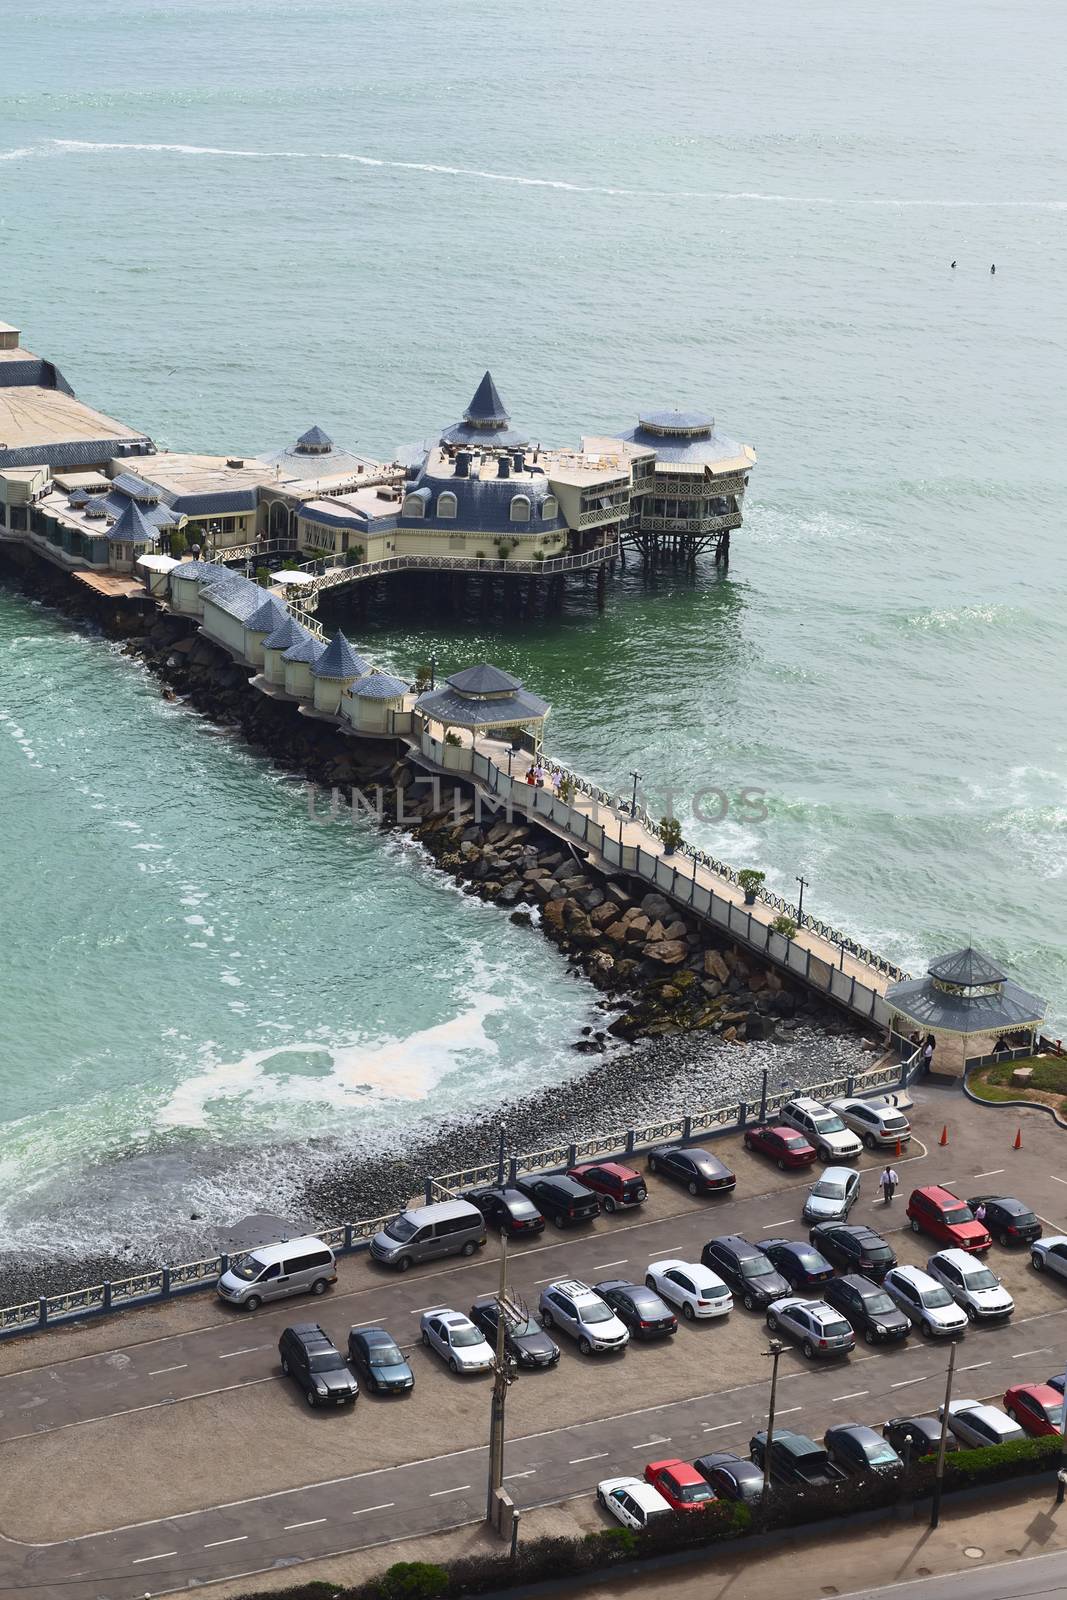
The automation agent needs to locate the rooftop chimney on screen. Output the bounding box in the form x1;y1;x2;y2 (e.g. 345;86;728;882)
512;451;525;473
497;455;511;478
0;321;20;353
454;450;471;478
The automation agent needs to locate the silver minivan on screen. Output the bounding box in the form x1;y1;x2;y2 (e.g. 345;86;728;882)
216;1235;337;1311
370;1199;487;1271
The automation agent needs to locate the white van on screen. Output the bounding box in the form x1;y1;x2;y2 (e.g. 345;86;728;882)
216;1235;337;1311
369;1200;487;1271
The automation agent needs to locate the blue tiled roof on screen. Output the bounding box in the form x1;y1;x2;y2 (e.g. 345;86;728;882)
0;358;75;395
201;573;265;623
297;425;333;451
246;595;289;635
440;371;529;448
263;615;309;653
67;489;90;507
111;472;162;504
282;634;325;664
465;372;509;425
415;683;549;728
0;437;154;473
170;560;228;584
106;499;159;545
638;410;715;435
313;630;370;680
351;671;408;700
399;466;564;538
299;500;397;533
163;488;259;516
448;663;522;695
615;414;745;466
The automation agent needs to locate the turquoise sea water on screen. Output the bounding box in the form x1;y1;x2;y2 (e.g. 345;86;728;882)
1;0;1066;1255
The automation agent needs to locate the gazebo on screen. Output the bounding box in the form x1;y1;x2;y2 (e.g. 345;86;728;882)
414;662;549;751
885;946;1048;1077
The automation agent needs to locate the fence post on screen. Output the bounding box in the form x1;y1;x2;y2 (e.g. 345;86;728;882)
37;1296;47;1329
567;1143;577;1168
508;1156;518;1183
845;1074;855;1096
681;1116;692;1142
625;1128;635;1156
161;1267;171;1300
219;1253;230;1277
759;1065;769;1124
345;1224;355;1251
424;1177;433;1205
102;1282;112;1313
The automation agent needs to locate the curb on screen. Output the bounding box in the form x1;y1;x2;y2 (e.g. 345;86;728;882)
962;1072;1067;1131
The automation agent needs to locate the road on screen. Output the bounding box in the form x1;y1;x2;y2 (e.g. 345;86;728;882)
841;1547;1067;1600
0;1084;1064;1598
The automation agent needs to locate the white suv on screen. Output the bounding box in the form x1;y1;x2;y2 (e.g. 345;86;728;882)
829;1096;912;1151
926;1249;1014;1323
883;1265;968;1339
780;1098;862;1162
538;1279;630;1355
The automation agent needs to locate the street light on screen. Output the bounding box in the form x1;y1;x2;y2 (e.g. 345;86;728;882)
930;1336;959;1529
486;1235;516;1527
630;770;643;816
796;875;809;920
759;1338;785;1525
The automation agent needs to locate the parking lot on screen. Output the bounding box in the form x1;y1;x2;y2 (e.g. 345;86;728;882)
0;1083;1065;1598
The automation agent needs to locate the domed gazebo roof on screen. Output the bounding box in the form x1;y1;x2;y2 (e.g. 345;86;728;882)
415;661;548;730
927;948;1007;988
885;945;1047;1039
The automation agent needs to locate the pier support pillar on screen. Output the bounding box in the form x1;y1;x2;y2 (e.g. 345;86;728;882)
596;564;607;611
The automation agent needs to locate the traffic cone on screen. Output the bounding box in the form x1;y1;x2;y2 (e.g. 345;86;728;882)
1014;1127;1022;1150
939;1125;948;1147
895;1138;902;1158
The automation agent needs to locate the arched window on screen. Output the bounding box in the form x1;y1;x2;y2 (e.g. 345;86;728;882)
404;494;425;519
437;491;457;519
509;495;531;522
541;495;558;520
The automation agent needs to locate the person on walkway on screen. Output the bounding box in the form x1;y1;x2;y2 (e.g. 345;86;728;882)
921;1035;935;1075
881;1165;899;1205
975;1202;987;1223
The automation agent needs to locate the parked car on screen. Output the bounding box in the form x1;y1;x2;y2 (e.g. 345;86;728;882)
823;1273;910;1345
750;1429;847;1487
1003;1384;1066;1437
824;1424;903;1478
217;1236;337;1311
803;1166;861;1223
594;1279;677;1340
906;1186;991;1253
762;1238;835;1291
1030;1235;1067;1283
461;1185;545;1238
538;1279;629;1354
278;1323;359;1407
779;1098;863;1163
882;1415;956;1458
1045;1371;1067;1396
419;1308;495;1374
829;1096;912;1150
567;1160;647;1212
743;1124;817;1170
765;1296;855;1359
513;1173;600;1229
701;1236;791;1311
370;1200;487;1271
645;1258;732;1321
646;1145;736;1196
346;1327;414;1394
644;1458;717;1510
926;1249;1014;1323
809;1222;896;1281
965;1194;1042;1248
882;1265;968;1339
469;1295;560;1369
596;1476;671;1530
692;1451;764;1505
940;1400;1025;1449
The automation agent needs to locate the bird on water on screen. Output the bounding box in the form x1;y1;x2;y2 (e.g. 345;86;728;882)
950;260;956;268
991;263;996;274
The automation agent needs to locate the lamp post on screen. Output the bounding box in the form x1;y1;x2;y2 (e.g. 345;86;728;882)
759;1338;785;1526
496;1123;507;1188
930;1336;959;1529
486;1234;515;1527
430;654;436;690
630;769;643;817
795;874;809;920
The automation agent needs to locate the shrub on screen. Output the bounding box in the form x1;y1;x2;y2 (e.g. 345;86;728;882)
658;815;684;851
413;662;433;692
255;565;271;587
772;914;798;938
169;529;188;558
443;731;461;747
558;774;576;804
373;1562;450;1600
345;544;366;566
737;868;766;894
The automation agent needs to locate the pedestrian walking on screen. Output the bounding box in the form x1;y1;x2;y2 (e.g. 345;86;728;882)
921;1035;935;1076
881;1165;899;1205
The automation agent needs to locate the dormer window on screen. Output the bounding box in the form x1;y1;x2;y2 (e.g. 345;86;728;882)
437;491;457;519
542;495;558;520
404;494;426;519
509;495;531;522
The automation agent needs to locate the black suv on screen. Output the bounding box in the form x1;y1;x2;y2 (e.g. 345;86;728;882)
701;1236;790;1310
594;1279;677;1339
809;1222;897;1281
279;1323;359;1407
461;1185;545;1238
750;1429;846;1487
823;1273;910;1344
762;1238;835;1291
966;1194;1042;1247
513;1173;600;1228
469;1296;560;1368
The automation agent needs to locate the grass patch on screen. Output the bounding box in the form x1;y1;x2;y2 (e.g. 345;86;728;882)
971;1056;1067;1105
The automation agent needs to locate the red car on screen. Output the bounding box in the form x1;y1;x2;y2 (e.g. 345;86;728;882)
567;1160;647;1212
906;1186;991;1253
1004;1384;1065;1437
743;1124;817;1170
644;1458;717;1510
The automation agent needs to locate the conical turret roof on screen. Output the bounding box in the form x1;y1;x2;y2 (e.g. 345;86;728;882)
282;634;325;664
246;595;289;635
312;630;370;680
263;615;309;653
464;371;509;426
296;424;333;453
440;372;528;449
107;498;158;544
928;947;1007;987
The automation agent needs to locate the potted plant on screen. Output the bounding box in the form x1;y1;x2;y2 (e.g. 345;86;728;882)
255;565;271;587
772;914;798;939
737;868;765;906
658;815;684;856
558;774;576;804
443;730;461;748
169;529;188;559
496;542;510;560
475;550;487;561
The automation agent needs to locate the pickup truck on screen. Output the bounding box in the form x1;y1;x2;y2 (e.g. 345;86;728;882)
749;1429;848;1487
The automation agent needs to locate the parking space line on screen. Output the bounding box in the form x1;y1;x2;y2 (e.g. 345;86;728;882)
892;1375;928;1388
533;1276;560;1285
132;1552;177;1564
1051;1175;1067;1187
761;1220;793;1228
702;1420;741;1432
1013;1348;1051;1359
832;1391;869;1402
632;1436;670;1449
592;1260;629;1270
204;1536;248;1548
1;1377;277;1444
409;1305;445;1314
284;1518;327;1530
503;1470;537;1480
959;1361;991;1372
352;1503;395;1515
974;1169;1005;1179
147;1364;187;1376
570;1453;608;1464
776;1406;801;1416
429;1485;471;1497
219;1346;266;1359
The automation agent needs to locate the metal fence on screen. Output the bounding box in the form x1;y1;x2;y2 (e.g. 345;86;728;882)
0;1062;903;1343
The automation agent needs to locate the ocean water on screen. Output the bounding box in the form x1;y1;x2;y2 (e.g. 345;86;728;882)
1;0;1066;1259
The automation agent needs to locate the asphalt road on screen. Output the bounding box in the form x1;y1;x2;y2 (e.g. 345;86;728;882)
841;1546;1067;1600
1;1084;1065;1600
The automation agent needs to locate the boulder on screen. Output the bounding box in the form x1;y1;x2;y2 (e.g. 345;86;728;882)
542;899;568;934
605;919;630;946
605;883;632;907
590;902;619;930
663;919;688;941
644;938;687;966
627;913;650;938
578;887;606;912
641;893;673;921
646;920;667;943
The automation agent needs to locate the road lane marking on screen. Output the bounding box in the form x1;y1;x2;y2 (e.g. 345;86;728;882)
147;1364;187;1376
0;1376;277;1444
892;1375;928;1388
352;1503;395;1515
219;1346;266;1359
702;1420;741;1432
132;1552;177;1564
833;1391;869;1402
632;1436;670;1449
569;1453;608;1464
429;1485;470;1497
204;1536;248;1548
284;1518;327;1530
776;1406;801;1416
1013;1348;1051;1359
503;1470;537;1480
409;1305;445;1314
592;1260;629;1270
974;1169;1005;1179
533;1276;559;1285
761;1220;793;1228
1050;1175;1067;1187
959;1361;992;1372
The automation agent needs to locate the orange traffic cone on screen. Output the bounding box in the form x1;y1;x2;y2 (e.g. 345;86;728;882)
1014;1127;1022;1150
939;1125;948;1147
895;1138;903;1158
